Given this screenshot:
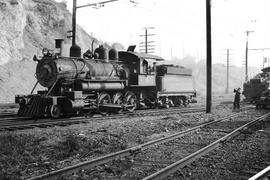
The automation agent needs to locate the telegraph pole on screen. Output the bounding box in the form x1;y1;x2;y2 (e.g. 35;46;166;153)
140;27;155;54
249;48;270;69
71;0;77;46
262;57;266;69
70;0;120;45
206;0;212;113
244;30;254;81
225;49;232;94
145;28;148;54
226;49;229;94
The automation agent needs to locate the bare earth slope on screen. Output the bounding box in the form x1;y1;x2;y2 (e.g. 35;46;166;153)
0;0;97;102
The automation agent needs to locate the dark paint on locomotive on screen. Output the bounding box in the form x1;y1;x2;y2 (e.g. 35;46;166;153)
109;48;118;60
70;44;81;57
16;43;197;118
243;67;270;108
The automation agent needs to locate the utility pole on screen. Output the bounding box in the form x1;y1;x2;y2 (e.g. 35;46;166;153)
225;49;232;94
71;0;77;46
262;57;266;69
244;30;254;81
206;0;212;113
69;0;120;45
145;28;148;54
140;27;155;54
248;48;270;69
226;49;229;94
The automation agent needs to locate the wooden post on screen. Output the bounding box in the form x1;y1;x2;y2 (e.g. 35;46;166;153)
72;0;77;46
206;0;212;113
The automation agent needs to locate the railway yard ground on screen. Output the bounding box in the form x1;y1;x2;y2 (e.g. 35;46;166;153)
0;94;270;180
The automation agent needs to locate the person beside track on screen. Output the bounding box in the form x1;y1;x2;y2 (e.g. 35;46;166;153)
233;87;241;110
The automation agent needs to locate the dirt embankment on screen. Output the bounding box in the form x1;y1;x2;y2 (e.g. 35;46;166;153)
0;0;101;103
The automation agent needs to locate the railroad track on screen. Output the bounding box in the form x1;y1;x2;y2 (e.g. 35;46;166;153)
239;161;270;180
0;102;254;131
142;112;270;180
27;109;266;180
235;128;270;180
248;166;270;180
0;106;206;131
0;112;18;118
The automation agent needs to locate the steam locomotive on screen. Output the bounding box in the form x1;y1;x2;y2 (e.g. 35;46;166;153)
243;67;270;108
15;40;196;118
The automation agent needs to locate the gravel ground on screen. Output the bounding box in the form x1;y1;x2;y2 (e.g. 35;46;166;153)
80;108;267;180
0;103;265;180
171;112;270;180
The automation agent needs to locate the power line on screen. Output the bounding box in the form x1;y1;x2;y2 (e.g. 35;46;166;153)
76;0;119;9
71;0;120;45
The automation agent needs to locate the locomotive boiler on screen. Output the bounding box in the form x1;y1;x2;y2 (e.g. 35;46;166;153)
16;40;196;118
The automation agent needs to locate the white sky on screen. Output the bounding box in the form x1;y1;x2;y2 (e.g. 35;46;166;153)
57;0;270;68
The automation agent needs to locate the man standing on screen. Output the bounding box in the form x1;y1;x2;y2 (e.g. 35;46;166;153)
233;88;241;110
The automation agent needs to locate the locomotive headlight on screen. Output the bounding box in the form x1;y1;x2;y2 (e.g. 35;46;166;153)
36;59;57;87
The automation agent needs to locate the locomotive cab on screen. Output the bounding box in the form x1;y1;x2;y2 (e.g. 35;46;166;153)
119;51;162;86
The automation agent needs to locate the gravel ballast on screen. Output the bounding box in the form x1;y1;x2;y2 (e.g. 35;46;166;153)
0;104;268;180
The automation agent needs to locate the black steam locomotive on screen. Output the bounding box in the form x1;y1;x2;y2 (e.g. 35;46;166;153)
15;40;196;118
243;67;270;108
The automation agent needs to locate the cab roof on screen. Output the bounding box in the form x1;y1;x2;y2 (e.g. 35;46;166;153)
119;51;164;61
261;67;270;73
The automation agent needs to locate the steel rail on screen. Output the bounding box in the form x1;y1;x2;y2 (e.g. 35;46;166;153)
0;112;17;117
1;107;205;131
143;112;270;180
249;166;270;180
0;116;32;122
27;113;243;180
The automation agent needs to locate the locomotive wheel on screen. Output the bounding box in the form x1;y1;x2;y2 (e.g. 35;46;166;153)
124;91;137;112
98;92;111;115
44;106;51;117
50;104;61;118
183;97;190;107
173;97;183;107
112;92;124;113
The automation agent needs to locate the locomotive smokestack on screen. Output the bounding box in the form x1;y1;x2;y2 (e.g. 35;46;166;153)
70;44;81;58
55;39;64;56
